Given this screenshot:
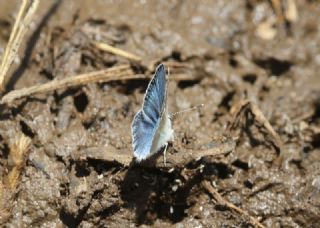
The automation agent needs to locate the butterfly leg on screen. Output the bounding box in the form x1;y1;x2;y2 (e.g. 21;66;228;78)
163;143;168;167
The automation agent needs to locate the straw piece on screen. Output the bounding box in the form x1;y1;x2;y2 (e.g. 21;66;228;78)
1;65;140;104
93;41;142;62
0;0;39;91
1;64;196;104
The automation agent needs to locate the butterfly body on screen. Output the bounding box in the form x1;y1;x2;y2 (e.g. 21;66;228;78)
131;64;174;161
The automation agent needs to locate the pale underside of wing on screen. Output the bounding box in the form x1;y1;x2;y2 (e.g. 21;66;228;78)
149;109;174;156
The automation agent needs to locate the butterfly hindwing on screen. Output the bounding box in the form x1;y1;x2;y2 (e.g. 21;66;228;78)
131;111;160;160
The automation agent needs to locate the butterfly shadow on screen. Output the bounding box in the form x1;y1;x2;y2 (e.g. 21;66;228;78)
119;150;209;226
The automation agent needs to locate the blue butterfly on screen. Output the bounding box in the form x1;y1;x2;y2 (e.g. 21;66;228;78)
131;64;174;162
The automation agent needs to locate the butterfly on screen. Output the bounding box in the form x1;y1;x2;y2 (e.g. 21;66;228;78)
131;64;174;162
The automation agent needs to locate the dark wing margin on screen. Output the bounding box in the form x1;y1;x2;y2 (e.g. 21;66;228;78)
142;64;167;124
131;111;160;160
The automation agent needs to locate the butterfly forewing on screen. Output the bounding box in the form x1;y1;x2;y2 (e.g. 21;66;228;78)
142;64;167;123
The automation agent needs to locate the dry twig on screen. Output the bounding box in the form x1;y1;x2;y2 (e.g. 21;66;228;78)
1;64;196;105
93;41;142;62
202;180;266;228
228;100;283;153
271;0;298;24
0;0;39;92
285;0;298;22
1;65;137;104
271;0;284;24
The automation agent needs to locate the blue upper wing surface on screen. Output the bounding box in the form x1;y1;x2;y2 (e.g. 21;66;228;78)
131;64;167;160
131;111;160;159
142;64;167;123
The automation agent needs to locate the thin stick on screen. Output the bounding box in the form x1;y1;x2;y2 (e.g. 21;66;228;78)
1;65;139;104
93;41;142;62
1;0;28;66
203;180;266;228
1;65;196;104
271;0;284;24
228;100;282;152
285;0;298;22
0;0;39;91
250;103;282;149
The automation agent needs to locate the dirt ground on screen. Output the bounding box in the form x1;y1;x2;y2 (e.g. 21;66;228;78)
0;0;320;227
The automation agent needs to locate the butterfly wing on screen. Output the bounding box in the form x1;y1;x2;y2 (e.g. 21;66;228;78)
142;64;167;122
131;64;168;160
131;111;160;160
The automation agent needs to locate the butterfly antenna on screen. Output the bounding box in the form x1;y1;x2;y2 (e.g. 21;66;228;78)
170;104;204;120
